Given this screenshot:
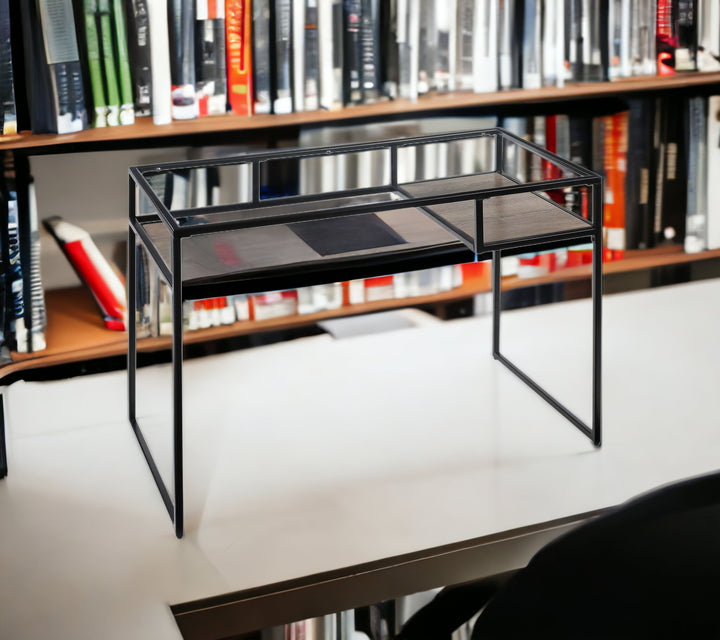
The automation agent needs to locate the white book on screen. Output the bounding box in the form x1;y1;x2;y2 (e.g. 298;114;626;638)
318;0;341;109
147;0;172;125
706;95;720;249
473;0;498;93
698;0;720;70
293;0;305;112
498;0;515;89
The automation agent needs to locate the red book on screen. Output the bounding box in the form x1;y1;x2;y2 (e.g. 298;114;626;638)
226;0;253;115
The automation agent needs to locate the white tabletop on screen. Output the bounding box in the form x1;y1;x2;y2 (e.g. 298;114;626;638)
1;278;719;639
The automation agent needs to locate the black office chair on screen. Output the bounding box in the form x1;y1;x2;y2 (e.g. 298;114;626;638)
398;470;720;639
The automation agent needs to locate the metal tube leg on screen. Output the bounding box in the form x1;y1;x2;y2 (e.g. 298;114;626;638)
172;247;184;539
492;250;502;358
591;234;603;447
0;392;7;479
128;227;137;425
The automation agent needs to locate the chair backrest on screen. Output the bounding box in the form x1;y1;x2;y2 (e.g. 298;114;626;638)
471;470;720;638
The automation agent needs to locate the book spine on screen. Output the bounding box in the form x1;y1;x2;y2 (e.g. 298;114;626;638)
124;0;152;117
292;0;305;111
82;0;108;127
194;0;227;116
111;0;135;123
273;0;293;113
252;0;272;113
168;0;199;119
26;180;47;351
304;0;320;109
97;0;121;125
317;0;338;109
37;0;89;133
6;190;26;351
0;0;18;135
147;0;172;124
342;0;361;104
359;0;379;102
706;95;720;249
226;0;253;115
684;95;707;253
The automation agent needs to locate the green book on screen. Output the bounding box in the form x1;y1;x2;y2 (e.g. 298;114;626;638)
111;0;134;124
97;0;120;125
83;0;107;127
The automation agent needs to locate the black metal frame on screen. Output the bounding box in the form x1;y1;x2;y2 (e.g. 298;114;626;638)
128;128;602;538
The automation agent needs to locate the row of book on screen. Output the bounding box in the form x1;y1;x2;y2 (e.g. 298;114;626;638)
2;0;720;135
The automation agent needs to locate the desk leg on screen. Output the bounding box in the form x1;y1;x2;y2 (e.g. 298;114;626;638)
127;229;179;532
0;392;7;479
491;244;601;447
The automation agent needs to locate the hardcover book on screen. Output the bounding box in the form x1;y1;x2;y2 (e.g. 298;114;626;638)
125;0;152;117
168;0;199;119
195;0;227;116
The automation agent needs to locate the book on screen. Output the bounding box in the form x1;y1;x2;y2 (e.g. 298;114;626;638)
342;0;362;104
706;94;720;249
225;0;253;115
0;0;18;135
111;0;135;123
317;0;342;110
629;0;656;76
125;0;152;117
473;0;498;93
26;0;89;134
252;0;272;113
97;0;122;125
3;184;26;351
168;0;199;119
43;216;127;331
79;0;108;127
147;0;172;124
624;98;655;250
195;0;227;116
292;0;305;111
417;0;435;94
498;0;521;89
303;0;320;109
697;0;720;70
434;0;452;92
684;95;708;253
25;180;47;351
454;0;473;91
359;0;379;102
601;110;628;260
272;0;294;113
522;0;542;88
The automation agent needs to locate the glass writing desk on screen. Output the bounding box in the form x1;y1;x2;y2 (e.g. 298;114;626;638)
128;128;602;538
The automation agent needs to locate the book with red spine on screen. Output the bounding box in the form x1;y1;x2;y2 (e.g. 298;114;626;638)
225;0;253;115
43;216;127;330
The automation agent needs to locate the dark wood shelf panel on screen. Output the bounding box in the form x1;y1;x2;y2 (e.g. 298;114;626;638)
3;73;720;152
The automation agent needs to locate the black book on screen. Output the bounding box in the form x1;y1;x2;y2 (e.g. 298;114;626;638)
359;0;380;102
0;0;18;135
20;0;89;134
654;96;687;246
342;0;362;105
167;0;197;119
252;0;272;114
194;4;226;116
271;0;293;113
125;0;152;117
625;98;656;250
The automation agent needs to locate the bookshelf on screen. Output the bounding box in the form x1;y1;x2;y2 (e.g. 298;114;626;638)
0;73;718;382
2;71;720;152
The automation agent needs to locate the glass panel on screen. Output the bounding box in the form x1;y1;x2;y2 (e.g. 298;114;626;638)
500;135;580;184
397;136;497;183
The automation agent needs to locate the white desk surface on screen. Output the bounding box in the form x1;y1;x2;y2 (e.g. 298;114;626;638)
1;278;719;639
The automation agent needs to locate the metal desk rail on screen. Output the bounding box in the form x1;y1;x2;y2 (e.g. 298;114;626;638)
128;128;603;538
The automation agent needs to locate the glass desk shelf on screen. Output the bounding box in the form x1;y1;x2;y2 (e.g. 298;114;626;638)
128;128;603;538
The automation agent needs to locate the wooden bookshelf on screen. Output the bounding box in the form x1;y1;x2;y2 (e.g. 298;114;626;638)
3;244;719;382
2;72;720;152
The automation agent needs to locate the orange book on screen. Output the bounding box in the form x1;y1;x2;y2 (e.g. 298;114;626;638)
601;112;628;261
225;0;253;115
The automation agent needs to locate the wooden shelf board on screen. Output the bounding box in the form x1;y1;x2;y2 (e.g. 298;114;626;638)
3;246;719;379
3;73;720;152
